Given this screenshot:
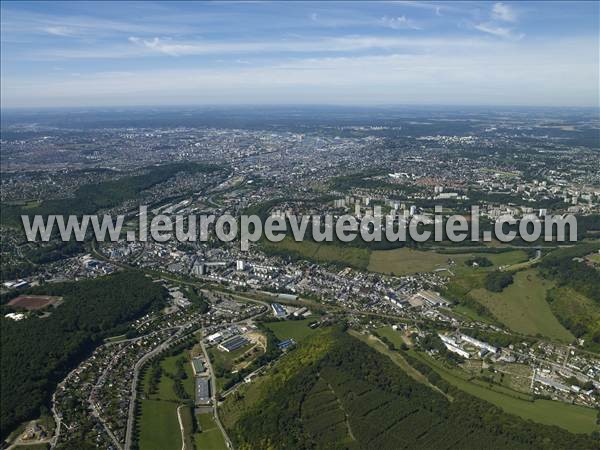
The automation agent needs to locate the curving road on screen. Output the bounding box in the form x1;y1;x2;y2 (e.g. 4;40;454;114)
124;326;187;450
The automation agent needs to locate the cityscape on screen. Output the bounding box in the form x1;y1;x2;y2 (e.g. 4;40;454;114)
1;1;599;450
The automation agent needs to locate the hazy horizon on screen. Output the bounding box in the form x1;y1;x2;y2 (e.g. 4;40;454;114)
1;1;599;108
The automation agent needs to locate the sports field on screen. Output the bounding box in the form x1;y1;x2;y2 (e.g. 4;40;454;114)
138;400;182;450
194;413;228;450
468;269;574;341
7;295;61;310
264;317;317;342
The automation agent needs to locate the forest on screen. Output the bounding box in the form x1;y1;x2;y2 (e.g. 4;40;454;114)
0;271;168;437
539;243;600;305
230;328;598;449
484;270;515;292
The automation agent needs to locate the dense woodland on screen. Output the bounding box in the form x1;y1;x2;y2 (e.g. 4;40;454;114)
0;271;168;437
539;243;600;345
539;243;600;305
231;329;598;449
484;270;515;292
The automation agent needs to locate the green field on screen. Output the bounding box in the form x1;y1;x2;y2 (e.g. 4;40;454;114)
104;334;127;343
22;200;43;210
368;248;462;275
264;237;529;277
374;326;409;348
137;344;198;450
586;253;600;264
410;351;598;434
138;400;182;450
152;354;195;401
178;406;195;450
368;248;528;276
209;345;248;369
263;237;370;269
12;445;49;450
468;269;574;341
194;413;227;450
547;286;600;351
208;344;255;391
451;303;495;323
264;317;318;342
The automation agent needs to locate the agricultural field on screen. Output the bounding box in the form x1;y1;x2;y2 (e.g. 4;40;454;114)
194;413;227;450
410;351;598;434
468;269;574;342
264;317;318;342
137;400;182;450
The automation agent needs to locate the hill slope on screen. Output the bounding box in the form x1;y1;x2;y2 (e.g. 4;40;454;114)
225;327;598;450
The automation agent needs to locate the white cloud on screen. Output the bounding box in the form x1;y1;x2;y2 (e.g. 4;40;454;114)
111;35;486;59
474;23;522;40
492;3;517;23
3;37;597;108
380;16;421;30
474;2;522;39
309;11;420;30
42;26;78;37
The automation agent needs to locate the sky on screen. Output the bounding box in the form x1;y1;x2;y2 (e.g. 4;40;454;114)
1;1;598;108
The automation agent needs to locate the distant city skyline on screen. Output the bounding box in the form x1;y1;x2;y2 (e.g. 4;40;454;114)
1;1;598;108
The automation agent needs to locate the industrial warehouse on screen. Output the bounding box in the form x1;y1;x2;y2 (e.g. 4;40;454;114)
218;335;250;353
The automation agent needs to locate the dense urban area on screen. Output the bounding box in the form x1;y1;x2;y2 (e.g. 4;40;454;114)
1;106;599;449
